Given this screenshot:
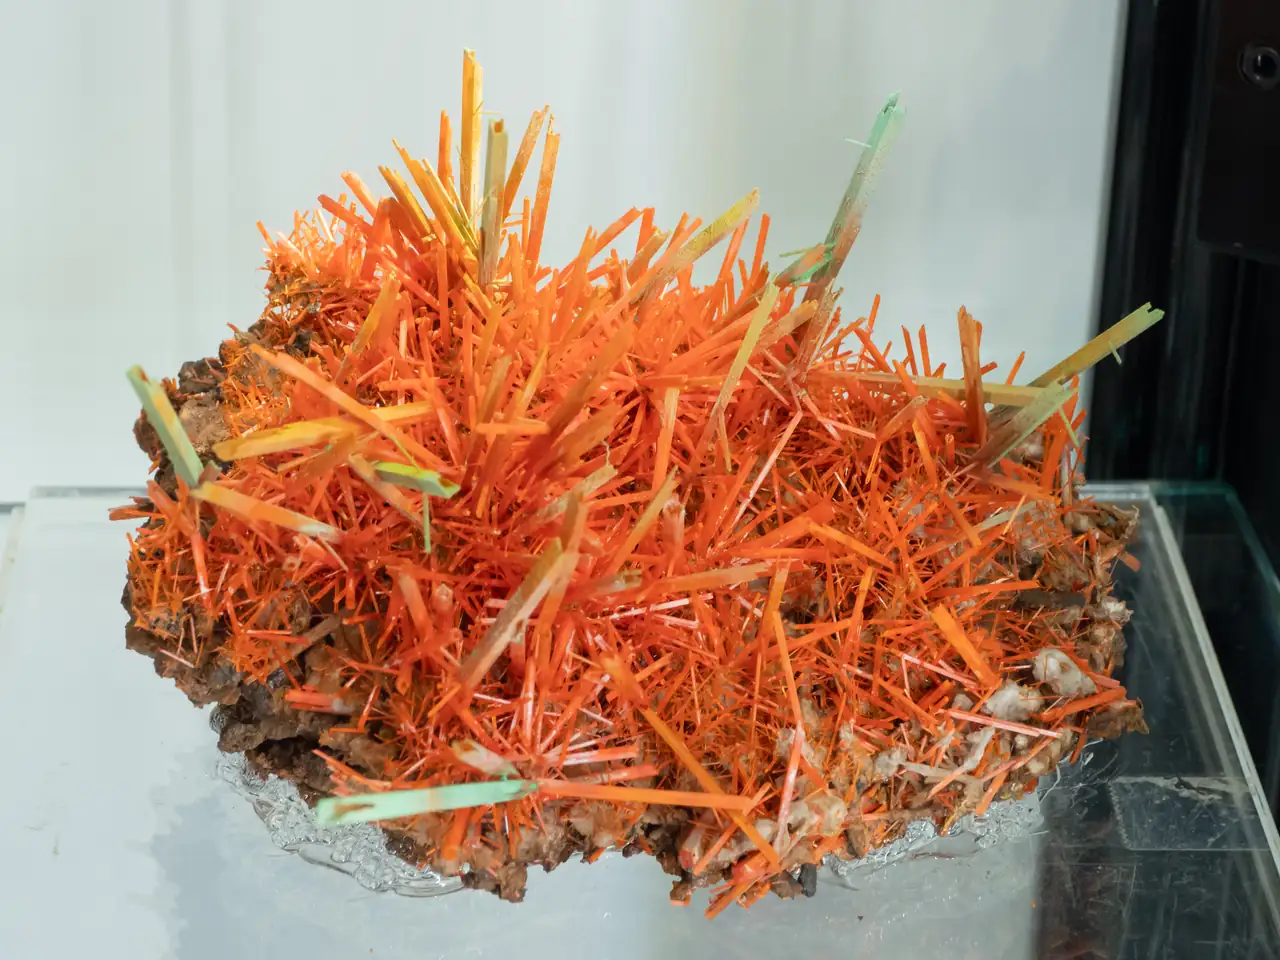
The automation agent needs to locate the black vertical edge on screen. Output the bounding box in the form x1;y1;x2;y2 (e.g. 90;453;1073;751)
1225;264;1280;563
1090;0;1280;868
1093;0;1280;560
1090;0;1238;481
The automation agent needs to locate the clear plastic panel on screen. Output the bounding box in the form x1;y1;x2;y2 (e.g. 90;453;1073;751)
1;485;1278;958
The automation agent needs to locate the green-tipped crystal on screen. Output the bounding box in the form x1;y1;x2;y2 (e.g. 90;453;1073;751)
315;778;535;827
972;380;1076;467
802;91;905;304
126;366;204;489
775;243;833;287
450;739;520;779
1029;303;1164;388
373;462;461;498
371;461;458;550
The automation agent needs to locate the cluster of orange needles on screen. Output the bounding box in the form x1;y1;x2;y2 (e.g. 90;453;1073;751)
118;51;1159;916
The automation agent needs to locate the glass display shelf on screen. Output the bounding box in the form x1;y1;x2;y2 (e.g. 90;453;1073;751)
1151;483;1280;826
1;483;1278;959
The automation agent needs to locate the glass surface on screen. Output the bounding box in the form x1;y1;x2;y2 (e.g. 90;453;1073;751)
2;484;1279;958
1151;483;1280;825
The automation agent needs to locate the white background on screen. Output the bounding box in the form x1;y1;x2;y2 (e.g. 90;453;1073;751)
0;0;1126;501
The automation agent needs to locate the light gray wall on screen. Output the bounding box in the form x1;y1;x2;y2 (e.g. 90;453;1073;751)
0;0;1126;499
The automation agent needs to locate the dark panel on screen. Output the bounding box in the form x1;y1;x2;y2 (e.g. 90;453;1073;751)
1092;0;1280;840
1090;0;1267;485
1090;0;1213;480
1224;265;1280;564
1197;0;1280;260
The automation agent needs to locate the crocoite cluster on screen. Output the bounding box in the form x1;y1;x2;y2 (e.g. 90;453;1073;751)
118;51;1148;916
